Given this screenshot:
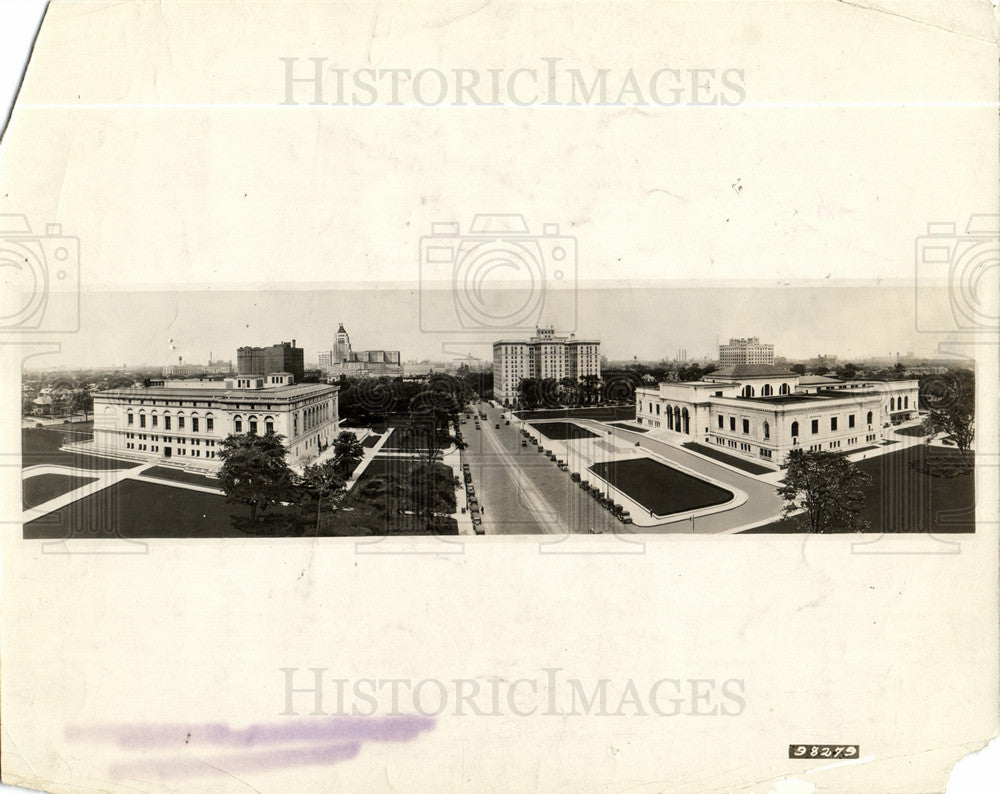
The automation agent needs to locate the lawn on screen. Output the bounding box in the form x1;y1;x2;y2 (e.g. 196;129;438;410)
361;434;383;448
22;425;139;471
589;457;734;516
515;406;636;422
22;473;99;510
895;425;930;437
23;479;251;538
530;422;599;441
379;426;453;451
681;442;774;476
608;422;648;433
741;446;975;534
139;466;222;489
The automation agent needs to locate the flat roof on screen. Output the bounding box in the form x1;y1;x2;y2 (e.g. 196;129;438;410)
95;383;337;401
718;390;878;407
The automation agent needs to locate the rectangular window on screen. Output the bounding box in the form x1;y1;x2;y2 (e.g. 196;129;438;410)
729;417;736;431
717;415;724;429
848;414;855;428
266;421;274;434
127;414;134;425
831;417;838;431
811;419;819;434
178;417;185;429
192;417;199;432
164;416;171;430
742;419;749;434
139;415;146;428
152;415;158;427
207;417;214;431
250;420;258;434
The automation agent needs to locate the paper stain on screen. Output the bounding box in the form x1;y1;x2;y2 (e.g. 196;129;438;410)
66;715;436;779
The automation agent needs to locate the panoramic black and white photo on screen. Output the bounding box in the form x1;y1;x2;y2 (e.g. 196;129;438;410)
18;282;979;539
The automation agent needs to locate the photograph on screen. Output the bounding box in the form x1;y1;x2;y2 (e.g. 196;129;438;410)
18;284;978;540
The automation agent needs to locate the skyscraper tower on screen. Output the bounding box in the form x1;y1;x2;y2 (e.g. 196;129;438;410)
334;323;352;363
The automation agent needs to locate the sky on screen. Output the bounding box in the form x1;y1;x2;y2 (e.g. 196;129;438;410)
20;282;964;370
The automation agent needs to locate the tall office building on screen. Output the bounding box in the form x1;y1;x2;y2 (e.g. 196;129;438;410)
492;327;601;404
719;337;774;367
237;340;305;383
317;324;401;377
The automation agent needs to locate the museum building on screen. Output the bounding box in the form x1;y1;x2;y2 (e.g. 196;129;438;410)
634;364;919;466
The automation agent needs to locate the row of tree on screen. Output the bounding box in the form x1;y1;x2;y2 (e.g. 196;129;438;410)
336;373;483;425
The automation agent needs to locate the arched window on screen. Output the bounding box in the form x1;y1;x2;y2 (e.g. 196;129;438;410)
742;385;755;398
762;384;773;396
127;410;134;426
248;415;258;434
904;395;908;409
866;411;873;426
234;414;243;433
780;382;790;395
791;421;799;437
890;397;895;411
265;415;274;434
763;421;770;439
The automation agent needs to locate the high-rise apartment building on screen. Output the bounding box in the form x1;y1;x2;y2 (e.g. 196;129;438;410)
719;337;774;367
492;327;601;404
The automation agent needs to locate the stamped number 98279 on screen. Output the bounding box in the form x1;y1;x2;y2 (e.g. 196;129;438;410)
789;745;859;759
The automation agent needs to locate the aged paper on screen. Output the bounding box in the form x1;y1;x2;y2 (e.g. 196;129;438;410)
1;1;998;792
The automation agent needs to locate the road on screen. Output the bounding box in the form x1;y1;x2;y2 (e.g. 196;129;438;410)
460;402;623;536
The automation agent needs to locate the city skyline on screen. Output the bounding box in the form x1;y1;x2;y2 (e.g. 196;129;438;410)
24;282;964;371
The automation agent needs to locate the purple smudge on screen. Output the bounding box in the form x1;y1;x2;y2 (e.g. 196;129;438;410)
109;740;364;779
67;715;436;749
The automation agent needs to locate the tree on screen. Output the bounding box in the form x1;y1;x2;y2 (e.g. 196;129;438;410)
580;374;602;405
778;449;873;533
518;378;541;410
299;459;347;532
332;430;365;477
71;388;93;421
921;369;975;466
789;363;807;375
559;377;580;407
218;432;296;522
836;363;858;380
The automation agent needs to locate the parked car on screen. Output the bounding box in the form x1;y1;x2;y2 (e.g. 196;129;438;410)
521;440;528;447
